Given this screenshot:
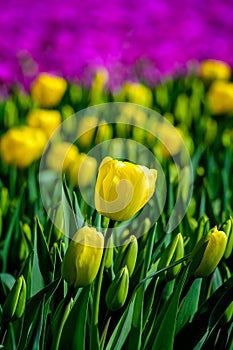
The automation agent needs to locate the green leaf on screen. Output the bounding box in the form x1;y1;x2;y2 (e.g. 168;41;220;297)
59;286;90;350
176;278;202;334
105;296;135;350
175;275;233;349
35;217;53;285
143;265;190;350
18;279;61;350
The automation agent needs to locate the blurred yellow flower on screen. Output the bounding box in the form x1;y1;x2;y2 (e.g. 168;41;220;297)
121;82;153;107
200;59;231;81
61;226;104;288
0;126;47;168
27;109;62;137
77;116;98;149
89;68;109;105
208;81;233;114
31;73;67;108
68;153;97;188
95;157;157;221
46;142;79;173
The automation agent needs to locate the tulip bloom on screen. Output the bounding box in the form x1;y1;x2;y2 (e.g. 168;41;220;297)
199;59;231;81
0;126;47;168
27;109;62;137
61;226;104;288
46;142;79;173
31;73;67;108
68;153;97;188
207;81;233;114
95;157;157;221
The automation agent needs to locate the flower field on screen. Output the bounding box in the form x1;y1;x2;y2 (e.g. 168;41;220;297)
0;59;232;350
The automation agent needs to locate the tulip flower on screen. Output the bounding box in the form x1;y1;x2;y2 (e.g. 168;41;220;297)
190;226;227;278
0;126;47;168
105;266;129;311
27;109;62;137
2;275;26;322
114;235;138;277
68;153;97;188
199;59;231;81
61;226;104;288
207;81;233;114
95;157;157;221
31;73;67;108
120;82;153;107
46;142;79;173
77;116;98;149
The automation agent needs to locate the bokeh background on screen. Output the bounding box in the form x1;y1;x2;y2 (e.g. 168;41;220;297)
1;0;233;90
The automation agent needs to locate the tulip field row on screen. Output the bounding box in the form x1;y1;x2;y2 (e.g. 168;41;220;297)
0;60;232;349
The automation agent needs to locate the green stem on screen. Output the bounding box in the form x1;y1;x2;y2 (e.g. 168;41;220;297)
90;221;114;350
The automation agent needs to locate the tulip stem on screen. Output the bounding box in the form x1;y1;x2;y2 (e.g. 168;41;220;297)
90;222;114;350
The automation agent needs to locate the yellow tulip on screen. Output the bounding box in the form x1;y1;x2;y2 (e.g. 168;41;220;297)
121;82;153;107
199;59;231;81
95;157;157;221
190;226;227;278
207;81;233;114
27;109;62;137
68;153;97;188
0;126;47;168
61;226;104;288
46;142;79;173
77;116;98;149
31;73;67;108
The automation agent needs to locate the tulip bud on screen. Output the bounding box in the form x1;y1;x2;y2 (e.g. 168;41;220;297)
95;157;157;221
190;226;227;278
31;73;67;108
2;275;27;322
0;187;9;217
105;266;129;311
207;81;233;114
46;142;79;174
158;233;184;281
114;235;138;277
61;226;104;288
220;217;233;259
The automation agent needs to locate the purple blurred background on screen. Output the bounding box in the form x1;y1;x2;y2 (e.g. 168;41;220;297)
1;0;233;89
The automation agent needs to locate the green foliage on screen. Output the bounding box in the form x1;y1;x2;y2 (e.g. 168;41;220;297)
0;71;232;349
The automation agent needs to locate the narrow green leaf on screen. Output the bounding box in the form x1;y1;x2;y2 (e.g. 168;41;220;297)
105;296;136;350
59;286;90;350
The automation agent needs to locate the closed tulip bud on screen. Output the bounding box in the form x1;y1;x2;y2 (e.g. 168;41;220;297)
220;217;233;259
105;266;129;311
199;59;231;81
27;109;62;137
2;275;26;322
95;157;157;221
190;226;227;278
0;187;9;217
31;73;67;108
61;226;104;288
158;233;184;281
89;68;109;105
114;235;138;277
